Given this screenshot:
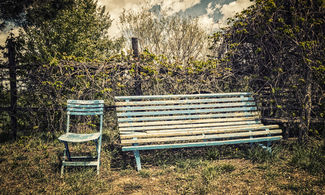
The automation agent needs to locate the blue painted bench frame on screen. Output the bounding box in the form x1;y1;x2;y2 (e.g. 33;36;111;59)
58;100;104;176
114;93;282;171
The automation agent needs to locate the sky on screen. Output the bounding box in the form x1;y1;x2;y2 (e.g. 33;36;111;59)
98;0;255;37
0;0;254;45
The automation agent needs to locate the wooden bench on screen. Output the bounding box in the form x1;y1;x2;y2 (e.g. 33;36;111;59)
114;92;282;171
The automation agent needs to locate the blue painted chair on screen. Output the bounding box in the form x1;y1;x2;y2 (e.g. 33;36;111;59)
58;100;104;176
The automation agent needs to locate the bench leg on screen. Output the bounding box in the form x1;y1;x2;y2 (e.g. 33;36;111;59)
258;143;272;153
133;150;141;171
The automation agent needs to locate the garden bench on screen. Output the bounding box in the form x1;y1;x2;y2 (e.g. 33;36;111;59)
114;92;282;171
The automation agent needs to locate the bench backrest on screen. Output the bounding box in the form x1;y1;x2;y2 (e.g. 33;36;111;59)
115;92;259;132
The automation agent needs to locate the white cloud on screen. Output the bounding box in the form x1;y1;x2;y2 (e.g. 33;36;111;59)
198;2;221;32
152;0;200;16
217;0;254;28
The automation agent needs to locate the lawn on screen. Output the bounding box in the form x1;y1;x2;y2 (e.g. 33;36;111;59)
0;131;324;194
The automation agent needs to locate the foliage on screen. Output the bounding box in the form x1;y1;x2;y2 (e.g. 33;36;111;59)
20;0;121;63
290;141;325;175
211;0;325;141
16;51;235;132
0;0;38;30
119;6;208;64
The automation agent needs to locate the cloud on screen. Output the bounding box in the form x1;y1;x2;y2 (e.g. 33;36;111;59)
151;0;200;16
198;2;221;32
217;0;254;28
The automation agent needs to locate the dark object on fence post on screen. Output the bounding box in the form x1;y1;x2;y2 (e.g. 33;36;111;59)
131;37;142;95
131;37;139;59
8;38;18;139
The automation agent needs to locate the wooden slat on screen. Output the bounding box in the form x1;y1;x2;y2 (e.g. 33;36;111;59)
115;92;252;100
121;129;282;145
68;100;104;104
115;97;254;106
120;124;280;139
118;116;258;128
118;112;259;123
116;102;256;111
119;120;260;132
121;136;283;151
117;107;257;117
144;123;266;134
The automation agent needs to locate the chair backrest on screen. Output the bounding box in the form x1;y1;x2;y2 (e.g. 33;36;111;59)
66;100;104;133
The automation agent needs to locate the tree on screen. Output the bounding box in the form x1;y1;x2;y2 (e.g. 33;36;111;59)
21;0;121;62
211;0;325;141
119;6;208;64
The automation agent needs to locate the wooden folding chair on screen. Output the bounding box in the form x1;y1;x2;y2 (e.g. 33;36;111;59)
58;100;104;176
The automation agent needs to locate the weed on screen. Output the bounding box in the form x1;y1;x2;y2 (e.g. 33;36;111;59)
206;148;220;160
219;163;236;173
119;169;134;176
123;182;142;192
290;144;325;175
138;170;151;178
246;145;275;163
176;158;205;172
201;163;235;184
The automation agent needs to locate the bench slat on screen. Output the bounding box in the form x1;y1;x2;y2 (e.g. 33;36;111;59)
117;107;257;117
116;97;254;106
121;136;283;151
120;124;279;138
115;92;253;100
116;102;256;111
118;116;258;127
119;120;260;132
118;112;259;123
121;129;282;145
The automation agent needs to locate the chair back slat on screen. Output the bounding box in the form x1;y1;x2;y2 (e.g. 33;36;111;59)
67;100;104;116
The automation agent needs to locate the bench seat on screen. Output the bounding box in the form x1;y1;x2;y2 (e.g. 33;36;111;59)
114;92;282;170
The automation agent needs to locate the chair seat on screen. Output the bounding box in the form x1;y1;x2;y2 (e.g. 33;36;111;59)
58;132;101;143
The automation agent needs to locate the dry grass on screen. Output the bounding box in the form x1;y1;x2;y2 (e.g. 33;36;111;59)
0;132;324;194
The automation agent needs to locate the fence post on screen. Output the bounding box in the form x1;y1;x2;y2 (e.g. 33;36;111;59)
8;38;17;139
131;37;142;95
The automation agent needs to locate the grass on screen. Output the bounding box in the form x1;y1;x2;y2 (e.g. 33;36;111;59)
0;131;324;194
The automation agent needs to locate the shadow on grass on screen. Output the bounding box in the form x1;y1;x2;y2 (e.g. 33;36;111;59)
109;144;268;170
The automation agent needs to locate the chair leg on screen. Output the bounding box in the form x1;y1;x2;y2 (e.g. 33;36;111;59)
63;142;71;160
134;150;141;171
95;137;102;175
61;147;66;177
61;163;65;177
61;142;71;177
